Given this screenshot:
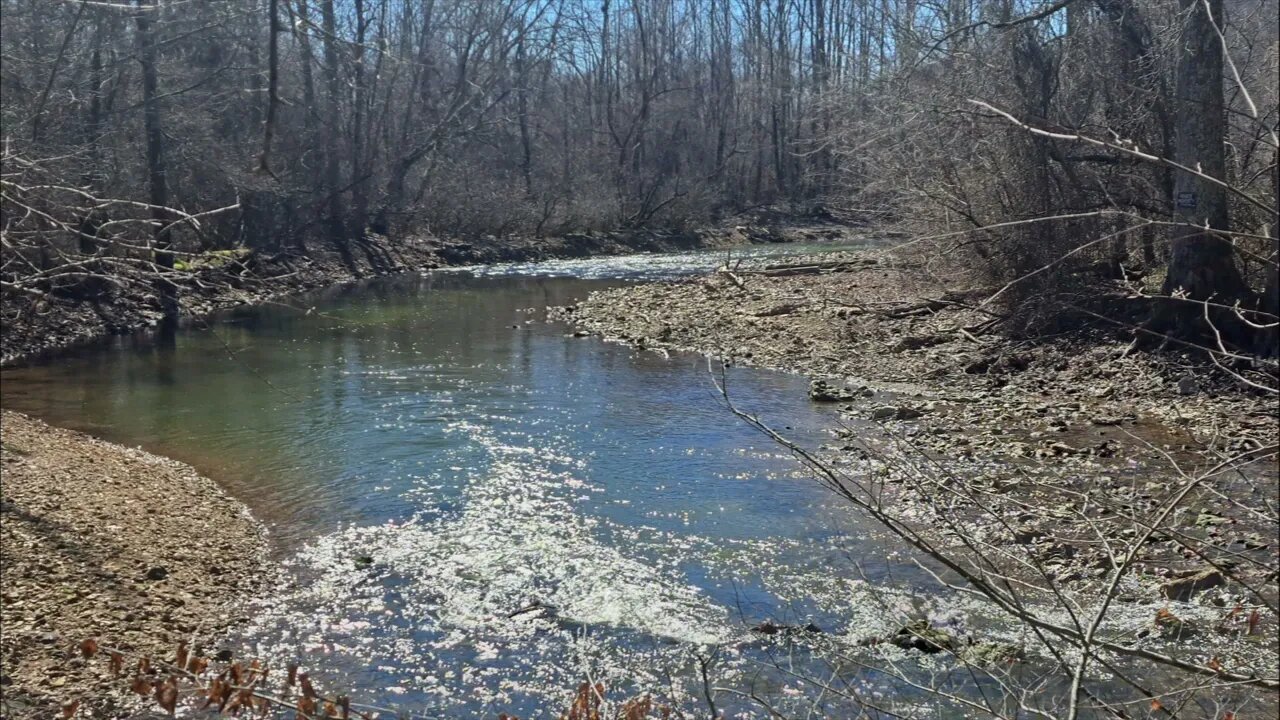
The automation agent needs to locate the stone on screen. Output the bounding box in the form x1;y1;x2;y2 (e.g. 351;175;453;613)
960;642;1022;666
889;620;956;653
870;405;924;421
1160;569;1225;601
1176;374;1199;396
808;379;856;402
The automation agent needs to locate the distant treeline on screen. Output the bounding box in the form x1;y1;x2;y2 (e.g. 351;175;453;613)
1;0;1276;346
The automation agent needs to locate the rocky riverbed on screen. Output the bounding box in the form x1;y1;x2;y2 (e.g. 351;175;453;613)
551;249;1280;636
0;411;267;718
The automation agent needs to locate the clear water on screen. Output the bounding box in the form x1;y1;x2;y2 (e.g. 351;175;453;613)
0;245;1004;716
6;244;1277;718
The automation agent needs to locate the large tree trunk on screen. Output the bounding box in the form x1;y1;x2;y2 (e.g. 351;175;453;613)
1262;148;1279;356
78;19;105;256
1161;0;1249;318
257;0;280;174
319;0;347;249
135;0;177;331
349;0;369;239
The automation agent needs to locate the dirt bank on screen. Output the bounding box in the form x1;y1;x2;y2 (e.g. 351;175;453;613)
2;218;834;367
0;411;267;718
552;250;1279;612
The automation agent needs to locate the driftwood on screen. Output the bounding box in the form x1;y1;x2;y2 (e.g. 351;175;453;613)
735;259;874;277
717;267;747;289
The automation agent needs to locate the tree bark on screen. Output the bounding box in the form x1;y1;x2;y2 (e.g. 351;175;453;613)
135;0;177;330
319;0;347;249
258;0;280;174
1162;0;1248;307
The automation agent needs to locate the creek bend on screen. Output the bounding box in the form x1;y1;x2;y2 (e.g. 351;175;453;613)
1;243;966;716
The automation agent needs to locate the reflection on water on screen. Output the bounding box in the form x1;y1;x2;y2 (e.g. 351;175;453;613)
0;246;921;715
6;245;1277;717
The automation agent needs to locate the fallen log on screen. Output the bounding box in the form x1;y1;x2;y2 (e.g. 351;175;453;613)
736;259;871;277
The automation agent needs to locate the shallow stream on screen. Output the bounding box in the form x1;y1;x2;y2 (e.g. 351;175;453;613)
0;243;997;716
6;240;1278;719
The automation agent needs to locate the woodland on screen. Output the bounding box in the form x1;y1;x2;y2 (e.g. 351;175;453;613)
0;0;1275;344
1;0;1278;718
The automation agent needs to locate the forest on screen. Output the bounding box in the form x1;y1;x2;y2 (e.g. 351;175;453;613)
2;0;1274;334
1;0;1277;718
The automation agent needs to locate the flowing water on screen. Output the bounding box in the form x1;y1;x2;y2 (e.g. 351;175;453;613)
0;243;980;716
5;242;1277;718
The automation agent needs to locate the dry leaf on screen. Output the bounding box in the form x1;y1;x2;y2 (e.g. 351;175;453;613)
300;672;317;699
155;677;178;715
202;679;224;710
61;700;80;719
130;676;153;696
78;638;98;659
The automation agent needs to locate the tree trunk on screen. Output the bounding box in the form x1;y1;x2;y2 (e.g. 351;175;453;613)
1262;148;1279;356
1160;0;1250;337
319;0;347;249
135;0;177;330
349;0;369;239
79;19;105;255
258;0;280;174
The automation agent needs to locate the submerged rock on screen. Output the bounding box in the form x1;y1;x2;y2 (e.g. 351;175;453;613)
889;620;956;653
751;620;825;637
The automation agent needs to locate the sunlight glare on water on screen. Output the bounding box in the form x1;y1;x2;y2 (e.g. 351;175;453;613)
1;243;917;716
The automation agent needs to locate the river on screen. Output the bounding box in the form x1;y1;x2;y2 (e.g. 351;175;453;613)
6;240;1279;720
0;243;998;717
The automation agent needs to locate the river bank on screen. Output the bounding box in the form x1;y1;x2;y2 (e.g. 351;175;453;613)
0;411;267;718
551;250;1279;615
2;216;841;367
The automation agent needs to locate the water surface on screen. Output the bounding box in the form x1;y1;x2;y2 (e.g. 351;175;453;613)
1;244;930;716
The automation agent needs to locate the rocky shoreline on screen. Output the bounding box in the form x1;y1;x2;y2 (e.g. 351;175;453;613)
0;411;268;718
551;249;1279;616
